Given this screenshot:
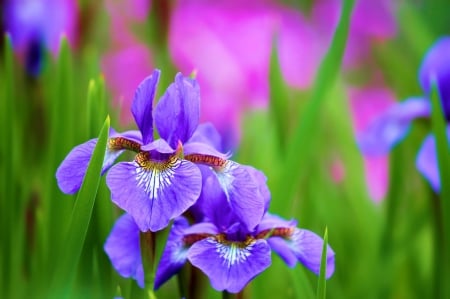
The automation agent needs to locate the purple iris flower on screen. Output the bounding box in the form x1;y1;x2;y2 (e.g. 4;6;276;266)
3;0;78;75
358;37;450;192
105;119;334;293
153;172;334;292
57;69;268;232
104;209;334;293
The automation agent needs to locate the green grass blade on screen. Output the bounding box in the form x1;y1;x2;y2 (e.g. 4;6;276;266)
1;33;15;299
275;0;355;203
316;227;328;299
269;39;290;149
430;81;450;299
291;266;315;299
48;115;110;298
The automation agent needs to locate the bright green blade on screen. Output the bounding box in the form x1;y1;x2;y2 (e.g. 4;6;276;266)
276;0;355;203
316;227;328;299
48;116;110;298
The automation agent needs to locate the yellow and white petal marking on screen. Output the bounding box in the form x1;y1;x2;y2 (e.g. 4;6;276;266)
134;151;181;199
212;235;256;268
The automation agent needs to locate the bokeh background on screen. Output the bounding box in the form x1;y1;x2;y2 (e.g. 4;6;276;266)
1;0;449;298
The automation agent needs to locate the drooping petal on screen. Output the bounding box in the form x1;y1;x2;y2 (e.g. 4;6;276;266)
131;69;160;145
419;37;450;120
56;130;142;194
256;213;297;233
267;237;298;267
106;159;202;232
154;217;190;290
188;238;271;293
214;161;266;231
154;73;200;148
284;228;335;279
56;139;121;194
104;214;144;288
183;142;229;159
357;97;431;156
416;127;450;192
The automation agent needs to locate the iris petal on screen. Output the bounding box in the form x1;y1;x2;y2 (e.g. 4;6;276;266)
214;161;266;231
416;127;450;192
56;141;120;194
56;130;142;194
358;97;431;155
154;73;200;148
106;159;202;232
419;37;450;119
154;217;190;290
131;70;160;145
104;214;144;288
287;229;335;279
187;238;271;293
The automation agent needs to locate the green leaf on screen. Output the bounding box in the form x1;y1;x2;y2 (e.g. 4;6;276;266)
275;0;355;203
48;115;110;298
291;266;315;299
430;81;450;299
316;227;328;299
269;38;290;149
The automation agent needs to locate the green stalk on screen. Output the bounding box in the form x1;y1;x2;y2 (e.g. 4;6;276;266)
430;81;450;299
276;0;355;204
316;228;328;299
48;116;110;298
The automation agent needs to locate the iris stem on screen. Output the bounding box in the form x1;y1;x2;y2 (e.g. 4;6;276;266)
140;231;157;298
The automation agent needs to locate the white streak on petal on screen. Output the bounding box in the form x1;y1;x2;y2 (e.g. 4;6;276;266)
134;160;181;199
212;238;255;268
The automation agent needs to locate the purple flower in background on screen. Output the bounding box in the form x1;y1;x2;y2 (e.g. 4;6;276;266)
350;87;396;201
358;37;450;192
3;0;78;75
169;0;321;145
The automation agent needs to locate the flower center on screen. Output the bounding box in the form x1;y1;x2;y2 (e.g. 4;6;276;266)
135;151;179;170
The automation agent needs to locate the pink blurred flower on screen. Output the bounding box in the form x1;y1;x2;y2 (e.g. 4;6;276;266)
101;0;153;123
312;0;397;68
350;87;397;201
169;0;321;143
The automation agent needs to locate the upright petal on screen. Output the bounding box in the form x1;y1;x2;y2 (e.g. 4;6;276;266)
188;238;271;293
104;214;144;288
416;127;450;192
419;37;450;120
214;161;266;231
189;122;223;151
154;217;190;290
106;159;202;232
154;73;200;148
131;70;160;145
357;97;431;156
